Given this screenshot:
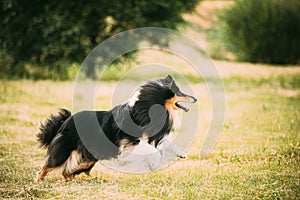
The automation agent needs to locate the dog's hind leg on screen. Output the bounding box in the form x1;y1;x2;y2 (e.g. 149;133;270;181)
62;161;96;180
35;165;54;182
35;162;69;182
36;134;75;182
60;149;97;180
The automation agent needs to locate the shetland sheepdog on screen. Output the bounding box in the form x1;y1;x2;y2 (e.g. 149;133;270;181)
35;75;197;181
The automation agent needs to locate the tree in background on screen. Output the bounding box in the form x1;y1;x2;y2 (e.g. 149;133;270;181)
0;0;200;79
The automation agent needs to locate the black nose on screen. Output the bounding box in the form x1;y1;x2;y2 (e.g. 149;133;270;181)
192;96;197;103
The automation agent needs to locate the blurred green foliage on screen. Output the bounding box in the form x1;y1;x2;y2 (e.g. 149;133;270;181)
209;0;300;64
0;0;200;80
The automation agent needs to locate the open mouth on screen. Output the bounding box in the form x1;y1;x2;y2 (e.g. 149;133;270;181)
174;95;197;112
175;102;189;112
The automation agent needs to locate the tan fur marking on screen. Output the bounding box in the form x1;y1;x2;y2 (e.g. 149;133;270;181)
165;96;181;130
119;138;131;152
62;161;96;180
165;96;180;111
35;165;49;182
63;150;82;176
35;165;60;182
36;150;95;182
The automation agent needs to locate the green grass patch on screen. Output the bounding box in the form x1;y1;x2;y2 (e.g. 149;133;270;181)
0;66;299;199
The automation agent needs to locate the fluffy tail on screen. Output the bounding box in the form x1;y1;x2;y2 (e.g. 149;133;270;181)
37;108;71;148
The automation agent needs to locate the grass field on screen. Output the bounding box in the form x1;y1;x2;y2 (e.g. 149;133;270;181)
0;61;299;199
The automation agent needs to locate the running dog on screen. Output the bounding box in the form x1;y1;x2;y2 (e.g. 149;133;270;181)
36;75;197;181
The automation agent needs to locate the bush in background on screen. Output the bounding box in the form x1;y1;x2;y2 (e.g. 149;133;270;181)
209;0;300;64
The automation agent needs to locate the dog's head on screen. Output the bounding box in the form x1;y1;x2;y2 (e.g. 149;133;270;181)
130;75;197;113
159;75;197;112
127;75;197;139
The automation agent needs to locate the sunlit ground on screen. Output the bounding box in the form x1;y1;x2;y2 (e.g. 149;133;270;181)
0;61;299;199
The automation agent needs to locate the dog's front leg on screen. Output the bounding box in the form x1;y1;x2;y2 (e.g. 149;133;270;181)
156;136;186;159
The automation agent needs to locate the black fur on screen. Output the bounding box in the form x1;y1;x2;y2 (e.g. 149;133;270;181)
37;108;71;148
36;75;196;180
130;81;174;145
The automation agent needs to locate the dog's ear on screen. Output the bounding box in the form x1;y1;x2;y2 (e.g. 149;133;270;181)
164;75;173;83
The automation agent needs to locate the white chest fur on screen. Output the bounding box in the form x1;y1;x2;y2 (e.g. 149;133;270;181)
169;109;181;131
